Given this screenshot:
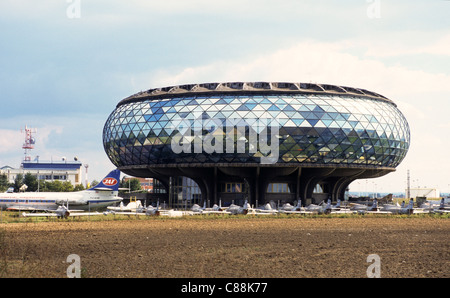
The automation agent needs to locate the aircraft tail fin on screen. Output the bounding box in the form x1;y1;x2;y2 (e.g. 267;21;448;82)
88;169;121;191
407;199;414;209
371;199;378;211
243;200;249;210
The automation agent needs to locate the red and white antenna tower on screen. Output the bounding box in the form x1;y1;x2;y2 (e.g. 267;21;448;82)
21;125;37;162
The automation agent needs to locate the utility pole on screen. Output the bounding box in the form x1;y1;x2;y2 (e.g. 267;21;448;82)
84;164;89;189
406;169;411;199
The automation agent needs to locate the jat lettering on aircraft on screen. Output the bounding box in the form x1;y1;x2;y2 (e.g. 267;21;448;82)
102;178;118;186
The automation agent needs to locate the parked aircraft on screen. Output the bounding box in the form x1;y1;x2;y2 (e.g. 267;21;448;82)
329;199;353;214
278;201;313;214
351;199;391;214
207;202;225;213
350;199;378;212
278;202;296;212
0;169;123;212
225;200;250;215
199;200;237;215
141;201;188;217
249;202;279;215
107;198;143;213
105;200;187;217
305;199;332;214
433;198;450;214
191;202;206;214
144;202;161;216
381;199;414;214
22;204;100;219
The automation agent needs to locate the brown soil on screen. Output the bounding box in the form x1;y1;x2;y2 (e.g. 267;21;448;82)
1;216;448;278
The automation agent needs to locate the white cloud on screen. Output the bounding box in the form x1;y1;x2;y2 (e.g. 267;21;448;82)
146;39;450;97
0;129;23;155
363;33;450;58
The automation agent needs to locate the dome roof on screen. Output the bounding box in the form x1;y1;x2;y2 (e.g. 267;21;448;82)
117;81;395;107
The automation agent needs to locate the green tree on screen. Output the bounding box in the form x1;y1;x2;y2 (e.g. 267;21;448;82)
49;180;63;192
120;178;142;192
74;184;85;191
38;180;77;192
23;172;38;192
14;174;24;192
61;181;74;192
0;174;8;192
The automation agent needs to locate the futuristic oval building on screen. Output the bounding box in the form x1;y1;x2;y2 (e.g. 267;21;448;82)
103;82;410;208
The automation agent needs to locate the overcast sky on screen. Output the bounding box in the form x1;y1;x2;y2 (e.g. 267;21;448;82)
0;0;449;194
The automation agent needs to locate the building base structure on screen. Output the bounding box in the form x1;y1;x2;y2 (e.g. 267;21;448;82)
119;163;394;208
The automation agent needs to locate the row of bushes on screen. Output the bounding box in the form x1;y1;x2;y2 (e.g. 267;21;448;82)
0;173;89;193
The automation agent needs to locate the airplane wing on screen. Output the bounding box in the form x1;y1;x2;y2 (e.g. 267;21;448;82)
248;210;278;215
330;209;354;214
104;211;146;215
198;210;230;215
356;210;391;214
433;209;450;214
7;206;51;212
279;209;315;215
22;212;61;217
247;207;279;215
22;211;101;217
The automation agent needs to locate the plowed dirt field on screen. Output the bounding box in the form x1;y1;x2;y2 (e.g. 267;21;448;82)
1;216;448;278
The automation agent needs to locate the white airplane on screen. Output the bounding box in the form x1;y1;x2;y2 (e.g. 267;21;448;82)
22;204;100;219
145;202;187;217
381;199;415;214
107;198;143;212
144;202;161;216
0;169;123;212
106;200;158;216
106;200;186;217
278;202;296;212
419;201;438;213
278;200;313;214
204;203;235;215
189;201;224;215
330;199;355;214
206;202;226;213
350;199;377;211
431;198;450;214
190;200;245;215
225;200;250;215
249;202;279;215
332;199;341;210
304;199;333;214
191;201;207;214
351;199;390;214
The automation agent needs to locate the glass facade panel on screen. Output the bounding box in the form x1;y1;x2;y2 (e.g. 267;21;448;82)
267;183;290;193
169;176;201;209
104;93;410;169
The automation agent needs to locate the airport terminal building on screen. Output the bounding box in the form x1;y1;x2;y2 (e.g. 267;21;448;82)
103;82;410;208
1;159;83;187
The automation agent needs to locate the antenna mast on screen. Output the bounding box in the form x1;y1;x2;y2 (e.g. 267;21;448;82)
21;125;37;162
